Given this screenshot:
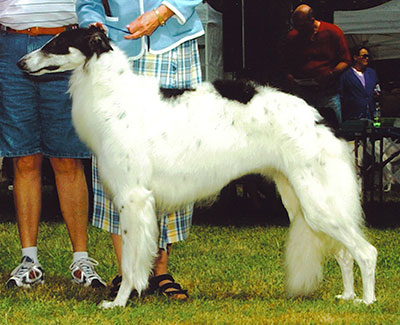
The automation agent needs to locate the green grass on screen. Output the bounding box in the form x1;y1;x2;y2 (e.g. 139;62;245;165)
0;222;399;324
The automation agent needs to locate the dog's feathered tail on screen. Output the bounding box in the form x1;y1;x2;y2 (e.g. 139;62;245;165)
284;214;325;297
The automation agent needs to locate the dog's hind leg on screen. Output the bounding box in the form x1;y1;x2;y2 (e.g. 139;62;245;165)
334;248;356;301
327;229;377;305
101;187;159;308
271;171;325;297
285;162;377;305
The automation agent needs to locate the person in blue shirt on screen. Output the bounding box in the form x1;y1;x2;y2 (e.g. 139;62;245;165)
339;46;380;121
76;0;204;300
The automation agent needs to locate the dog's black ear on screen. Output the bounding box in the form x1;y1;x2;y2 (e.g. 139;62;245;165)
87;29;113;57
88;25;106;34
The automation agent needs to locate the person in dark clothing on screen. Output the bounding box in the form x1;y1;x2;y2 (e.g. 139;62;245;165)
339;46;380;121
284;4;351;127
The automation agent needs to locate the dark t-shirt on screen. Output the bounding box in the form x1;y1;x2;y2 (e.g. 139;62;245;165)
285;21;351;79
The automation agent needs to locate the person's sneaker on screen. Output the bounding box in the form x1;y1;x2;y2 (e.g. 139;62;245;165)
70;257;106;288
6;256;44;288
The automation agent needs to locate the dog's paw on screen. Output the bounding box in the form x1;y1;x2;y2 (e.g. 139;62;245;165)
353;297;376;306
100;300;125;309
335;293;356;301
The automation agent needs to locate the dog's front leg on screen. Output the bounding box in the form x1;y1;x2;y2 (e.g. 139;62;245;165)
101;279;133;308
100;188;159;308
100;206;136;308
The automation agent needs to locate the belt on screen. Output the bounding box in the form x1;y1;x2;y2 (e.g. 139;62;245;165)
0;24;78;36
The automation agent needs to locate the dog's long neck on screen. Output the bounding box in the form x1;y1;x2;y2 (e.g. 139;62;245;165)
70;45;158;103
86;47;135;85
69;45;159;151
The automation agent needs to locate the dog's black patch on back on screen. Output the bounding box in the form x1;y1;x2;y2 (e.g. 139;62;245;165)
213;79;258;104
42;26;113;59
159;88;193;99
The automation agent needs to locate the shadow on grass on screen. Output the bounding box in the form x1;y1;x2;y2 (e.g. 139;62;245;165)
0;272;107;305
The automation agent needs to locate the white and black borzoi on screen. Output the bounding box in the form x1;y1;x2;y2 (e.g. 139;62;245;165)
18;27;377;308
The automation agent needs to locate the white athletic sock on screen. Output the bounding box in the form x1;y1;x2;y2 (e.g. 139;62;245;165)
73;251;88;263
22;246;38;264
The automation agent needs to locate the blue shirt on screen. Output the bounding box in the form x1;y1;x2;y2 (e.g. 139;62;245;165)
76;0;204;59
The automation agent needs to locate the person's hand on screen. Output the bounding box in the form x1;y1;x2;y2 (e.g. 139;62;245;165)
125;11;160;40
89;22;107;33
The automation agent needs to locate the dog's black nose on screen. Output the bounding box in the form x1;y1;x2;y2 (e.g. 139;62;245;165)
17;59;26;71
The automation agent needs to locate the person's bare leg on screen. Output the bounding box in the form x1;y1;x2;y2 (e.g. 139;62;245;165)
153;246;170;276
111;233;122;274
153;245;187;299
13;154;43;248
50;157;88;252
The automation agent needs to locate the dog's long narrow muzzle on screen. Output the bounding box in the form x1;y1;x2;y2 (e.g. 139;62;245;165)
17;57;60;75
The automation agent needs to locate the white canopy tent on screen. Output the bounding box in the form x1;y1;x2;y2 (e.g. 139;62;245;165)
336;1;400;189
196;3;224;82
334;0;400;60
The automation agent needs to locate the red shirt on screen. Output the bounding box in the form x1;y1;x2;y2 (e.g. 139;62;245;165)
285;21;351;79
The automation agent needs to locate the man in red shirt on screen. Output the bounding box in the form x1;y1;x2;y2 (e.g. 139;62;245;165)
284;4;351;127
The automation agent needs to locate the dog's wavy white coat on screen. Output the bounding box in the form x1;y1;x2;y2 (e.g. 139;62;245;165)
20;29;377;308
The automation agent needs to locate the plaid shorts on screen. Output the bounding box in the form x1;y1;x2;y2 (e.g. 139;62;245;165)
92;39;201;250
